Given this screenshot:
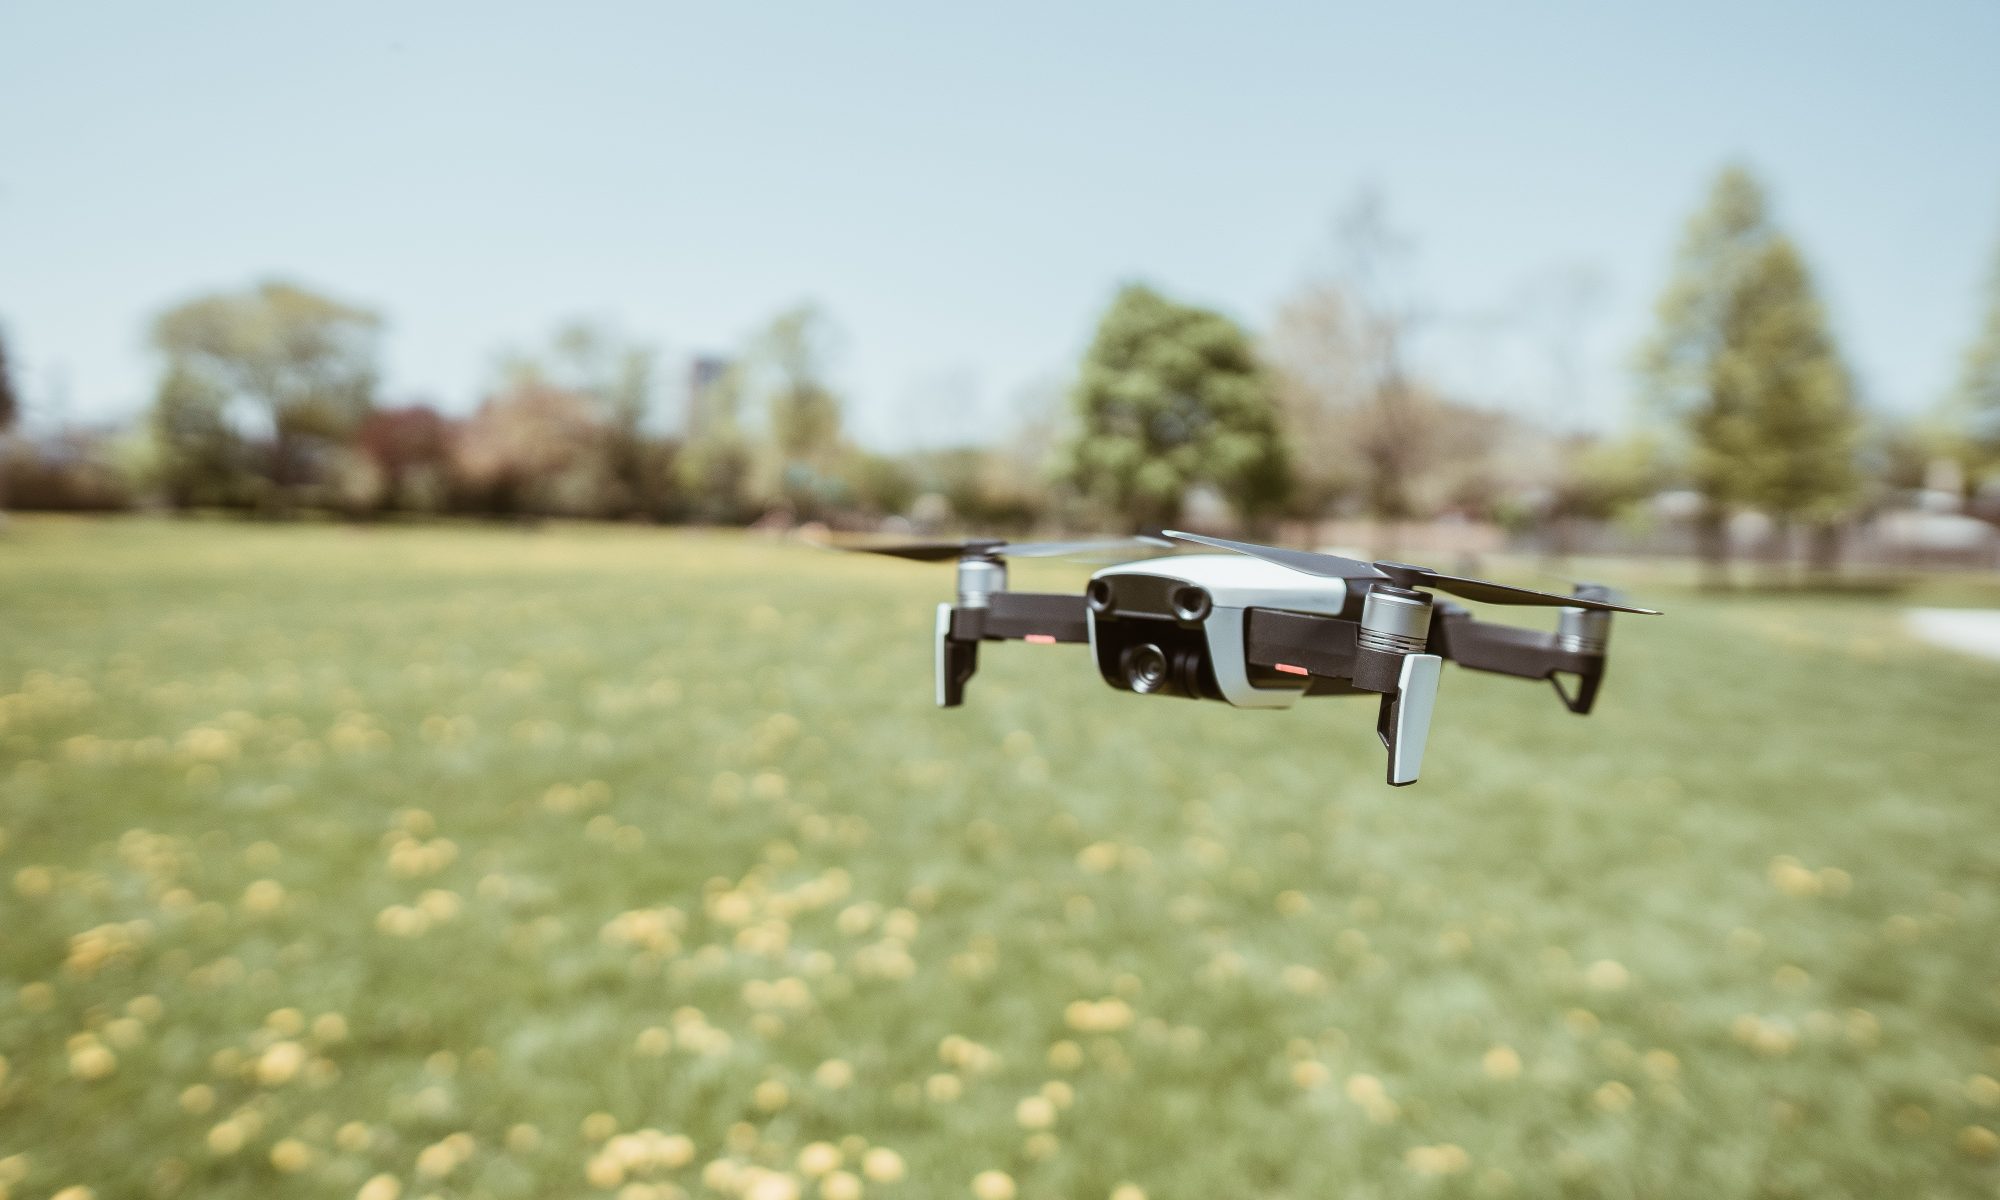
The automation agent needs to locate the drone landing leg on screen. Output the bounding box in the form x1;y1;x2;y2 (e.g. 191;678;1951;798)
935;603;980;707
1376;654;1443;786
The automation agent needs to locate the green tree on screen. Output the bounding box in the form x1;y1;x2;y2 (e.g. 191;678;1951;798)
1639;167;1780;579
0;326;17;516
151;360;246;508
1945;221;2000;483
1716;237;1861;572
152;280;380;500
499;321;666;517
1059;283;1292;530
678;361;760;522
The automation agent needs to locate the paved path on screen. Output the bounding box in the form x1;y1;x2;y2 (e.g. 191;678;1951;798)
1905;608;2000;663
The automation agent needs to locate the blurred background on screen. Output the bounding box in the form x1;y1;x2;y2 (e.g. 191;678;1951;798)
5;3;2000;1199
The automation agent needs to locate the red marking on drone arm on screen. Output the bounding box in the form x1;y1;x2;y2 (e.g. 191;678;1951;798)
1274;663;1310;676
1025;634;1057;644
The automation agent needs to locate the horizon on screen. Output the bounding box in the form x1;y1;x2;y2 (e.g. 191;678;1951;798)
4;0;1997;448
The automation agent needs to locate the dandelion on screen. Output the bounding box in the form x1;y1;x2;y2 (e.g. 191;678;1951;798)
1291;1060;1330;1089
821;1170;863;1200
860;1148;905;1184
242;879;286;914
814;1058;854;1089
583;1112;620;1141
1015;1095;1057;1129
1405;1144;1470;1176
1482;1045;1522;1080
1593;1080;1635;1113
798;1143;842;1177
207;1120;247;1156
1041;1079;1075;1108
746;1172;802;1200
925;1073;963;1102
1111;1186;1146;1200
270;1139;315;1173
1584;960;1629;991
1048;1040;1084;1070
970;1170;1016;1200
1961;1126;1999;1159
356;1174;402;1200
51;1188;95;1200
68;1041;117;1081
258;1040;306;1086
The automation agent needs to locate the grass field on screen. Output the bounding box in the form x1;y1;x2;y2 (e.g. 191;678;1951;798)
3;518;2000;1200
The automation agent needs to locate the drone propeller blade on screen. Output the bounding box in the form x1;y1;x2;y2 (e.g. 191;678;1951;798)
1162;531;1388;580
1402;569;1661;614
1004;536;1176;560
826;539;988;562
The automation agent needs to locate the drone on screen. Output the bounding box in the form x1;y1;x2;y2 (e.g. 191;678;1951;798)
835;530;1660;785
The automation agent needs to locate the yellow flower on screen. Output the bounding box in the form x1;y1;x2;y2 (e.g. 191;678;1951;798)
1962;1126;2000;1159
1593;1080;1635;1113
1015;1096;1057;1129
970;1170;1016;1200
1405;1144;1470;1176
356;1174;402;1200
861;1149;905;1184
925;1073;962;1103
1110;1186;1146;1200
814;1058;854;1089
270;1139;315;1173
1048;1040;1084;1070
753;1079;790;1111
242;879;285;914
1482;1045;1522;1081
68;1042;116;1081
798;1143;842;1178
257;1040;306;1086
51;1188;95;1200
1584;960;1629;991
821;1170;862;1200
207;1121;246;1156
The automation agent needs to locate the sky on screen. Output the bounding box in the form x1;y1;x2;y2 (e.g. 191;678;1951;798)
3;0;1997;448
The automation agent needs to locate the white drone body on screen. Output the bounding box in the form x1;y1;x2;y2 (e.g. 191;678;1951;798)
1081;553;1443;783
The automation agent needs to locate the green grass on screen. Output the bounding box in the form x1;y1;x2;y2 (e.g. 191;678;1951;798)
3;517;1999;1200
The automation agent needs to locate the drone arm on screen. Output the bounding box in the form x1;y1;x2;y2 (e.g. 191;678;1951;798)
970;592;1090;643
1428;608;1605;714
936;592;1089;708
1242;609;1439;786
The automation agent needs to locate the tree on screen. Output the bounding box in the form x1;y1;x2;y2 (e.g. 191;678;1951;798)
1264;194;1448;547
678;360;760;523
0;325;17;517
451;381;604;517
1945;220;2000;485
1640;167;1788;580
151;360;246;508
498;321;668;517
355;405;452;513
1059;283;1292;531
151;280;380;501
1715;237;1861;573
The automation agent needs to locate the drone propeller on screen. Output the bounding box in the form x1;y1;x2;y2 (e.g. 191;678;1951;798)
830;535;1176;563
1162;531;1660;614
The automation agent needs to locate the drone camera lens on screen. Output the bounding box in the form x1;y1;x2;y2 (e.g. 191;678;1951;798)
1120;643;1171;694
1086;578;1116;615
1169;585;1212;623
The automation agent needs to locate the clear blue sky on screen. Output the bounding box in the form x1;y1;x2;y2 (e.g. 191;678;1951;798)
4;0;1996;447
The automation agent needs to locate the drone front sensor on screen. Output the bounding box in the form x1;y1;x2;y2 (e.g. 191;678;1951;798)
835;531;1660;786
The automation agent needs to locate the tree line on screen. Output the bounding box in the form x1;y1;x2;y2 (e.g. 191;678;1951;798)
3;165;1998;575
